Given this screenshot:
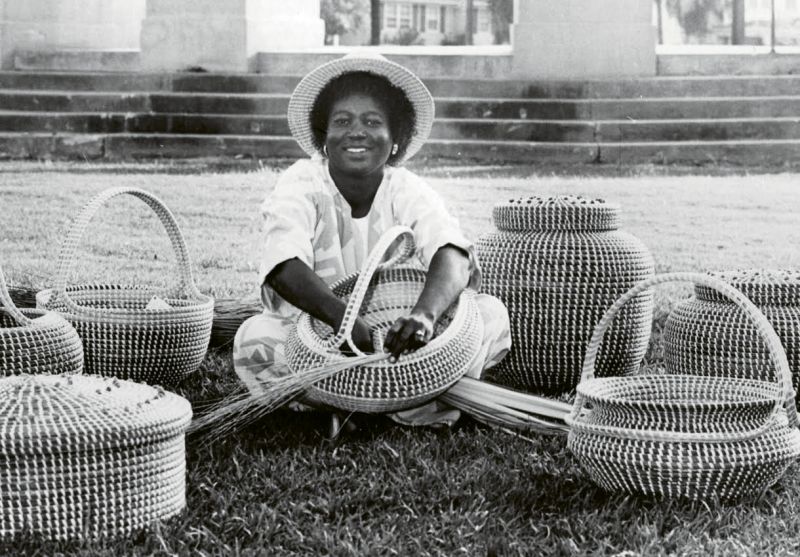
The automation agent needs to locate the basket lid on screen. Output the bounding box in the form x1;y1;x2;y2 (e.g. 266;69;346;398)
492;195;620;232
0;374;192;455
696;270;800;306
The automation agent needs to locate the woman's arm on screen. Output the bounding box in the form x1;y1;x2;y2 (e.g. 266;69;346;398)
383;244;470;361
266;258;374;353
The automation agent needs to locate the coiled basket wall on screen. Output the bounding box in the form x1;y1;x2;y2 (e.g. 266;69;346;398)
664;269;800;395
0;374;192;540
36;188;214;386
0;262;83;376
476;196;654;393
568;273;800;501
286;225;484;413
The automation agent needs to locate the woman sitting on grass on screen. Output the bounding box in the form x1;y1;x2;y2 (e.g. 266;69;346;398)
233;52;511;427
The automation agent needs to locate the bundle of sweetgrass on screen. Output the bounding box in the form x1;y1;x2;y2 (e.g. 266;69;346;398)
439;377;571;435
210;297;261;348
188;352;390;440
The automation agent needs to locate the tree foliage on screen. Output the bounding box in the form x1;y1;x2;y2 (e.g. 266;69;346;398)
320;0;368;40
665;0;728;40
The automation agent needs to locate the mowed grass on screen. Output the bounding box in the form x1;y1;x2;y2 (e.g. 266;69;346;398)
1;162;800;555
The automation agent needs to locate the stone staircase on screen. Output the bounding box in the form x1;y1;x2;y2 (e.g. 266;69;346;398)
0;71;799;165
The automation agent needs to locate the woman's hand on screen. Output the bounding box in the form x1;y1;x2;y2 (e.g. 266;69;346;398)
339;317;374;356
383;310;435;362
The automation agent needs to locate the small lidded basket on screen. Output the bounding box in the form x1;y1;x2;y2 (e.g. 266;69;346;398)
665;269;800;394
476;195;654;393
0;262;83;376
37;188;214;386
567;273;800;501
0;374;192;540
286;226;484;413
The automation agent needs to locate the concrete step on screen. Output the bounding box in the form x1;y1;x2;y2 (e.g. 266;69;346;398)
2;111;799;142
2;70;800;99
0;132;798;166
4;90;800;121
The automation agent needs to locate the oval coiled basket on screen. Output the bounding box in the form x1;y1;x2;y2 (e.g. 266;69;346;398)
36;188;214;386
0;374;192;540
567;272;800;501
285;225;484;413
664;269;800;396
476;195;655;393
0;262;83;376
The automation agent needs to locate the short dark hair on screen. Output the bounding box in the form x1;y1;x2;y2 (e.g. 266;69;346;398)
309;72;416;165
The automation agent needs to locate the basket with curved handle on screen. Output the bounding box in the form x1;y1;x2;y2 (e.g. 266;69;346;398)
567;272;797;443
0;263;32;327
50;187;203;313
323;225;416;357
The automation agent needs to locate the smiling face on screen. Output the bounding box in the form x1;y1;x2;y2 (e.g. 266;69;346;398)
324;93;393;179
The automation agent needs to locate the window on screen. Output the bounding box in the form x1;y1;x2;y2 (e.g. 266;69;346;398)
440;6;446;32
428;9;439;31
412;4;426;31
399;4;411;28
385;3;397;28
478;8;490;32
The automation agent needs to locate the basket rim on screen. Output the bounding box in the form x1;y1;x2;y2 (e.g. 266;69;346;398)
576;374;782;411
36;284;214;319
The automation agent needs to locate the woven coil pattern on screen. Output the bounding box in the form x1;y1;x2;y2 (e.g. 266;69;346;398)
567;272;800;501
0;374;191;540
476;195;654;393
665;270;800;395
36;188;214;386
286;226;484;413
0;263;83;376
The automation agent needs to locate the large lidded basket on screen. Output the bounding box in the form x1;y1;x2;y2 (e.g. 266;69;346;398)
286;226;484;413
476;195;654;393
0;263;83;376
568;273;800;501
665;269;800;394
37;188;214;386
0;374;191;540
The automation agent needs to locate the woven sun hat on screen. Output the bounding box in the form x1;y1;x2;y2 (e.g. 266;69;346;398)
287;51;435;163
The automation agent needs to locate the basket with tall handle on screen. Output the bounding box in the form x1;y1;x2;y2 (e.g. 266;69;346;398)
567;272;800;501
286;225;484;413
0;262;83;376
36;187;213;386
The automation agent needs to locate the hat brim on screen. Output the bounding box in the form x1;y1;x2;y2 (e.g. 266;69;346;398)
288;56;434;164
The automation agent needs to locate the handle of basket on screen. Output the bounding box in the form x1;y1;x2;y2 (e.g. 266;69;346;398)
571;271;798;435
323;225;416;356
51;187;202;310
0;263;32;326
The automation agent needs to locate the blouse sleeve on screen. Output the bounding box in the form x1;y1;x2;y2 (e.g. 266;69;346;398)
389;168;482;290
258;161;320;310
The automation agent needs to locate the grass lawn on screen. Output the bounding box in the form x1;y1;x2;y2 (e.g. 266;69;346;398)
1;161;800;555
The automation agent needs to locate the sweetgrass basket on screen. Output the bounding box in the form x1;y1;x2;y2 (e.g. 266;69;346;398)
476;196;654;393
665;269;800;396
567;272;800;501
0;374;191;540
36;188;214;386
286;225;484;413
0;262;83;376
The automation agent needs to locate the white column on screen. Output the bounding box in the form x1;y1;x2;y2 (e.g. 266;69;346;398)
140;0;324;72
511;0;656;79
0;0;145;69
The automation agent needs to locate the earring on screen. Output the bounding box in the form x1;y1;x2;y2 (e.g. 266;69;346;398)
391;144;398;156
323;145;328;157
